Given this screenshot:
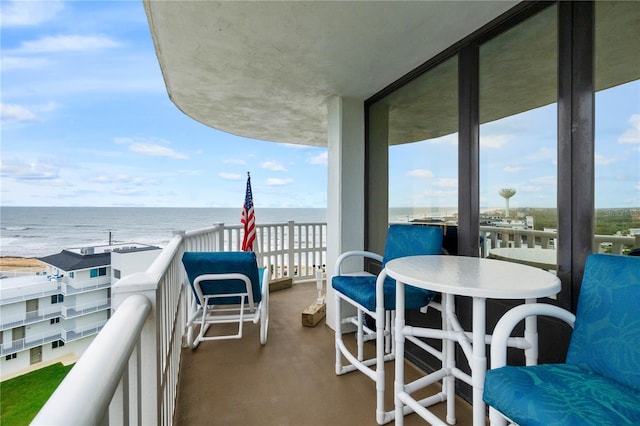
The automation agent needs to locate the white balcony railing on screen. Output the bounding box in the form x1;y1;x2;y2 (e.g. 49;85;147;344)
61;279;111;295
479;225;638;257
0;333;62;356
34;221;327;426
62;320;109;342
60;298;111;319
0;305;62;331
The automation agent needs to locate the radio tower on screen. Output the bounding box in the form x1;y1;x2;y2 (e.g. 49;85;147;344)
499;187;516;218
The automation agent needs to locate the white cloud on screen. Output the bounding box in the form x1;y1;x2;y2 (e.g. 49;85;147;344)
480;134;512;149
407;169;434;178
113;188;146;196
116;137;188;160
0;56;49;71
18;35;121;53
0;0;64;26
37;101;58;113
427;134;458;145
530;176;555;185
504;166;526;173
524;147;556;163
261;161;287;171
223;159;247;166
418;189;456;198
618;114;640;144
128;143;188;160
267;178;293;186
176;169;203;176
90;174;157;185
520;185;541;193
0;158;59;180
0;103;37;122
309;152;327;165
219;172;243;180
595;153;616;166
436;178;458;188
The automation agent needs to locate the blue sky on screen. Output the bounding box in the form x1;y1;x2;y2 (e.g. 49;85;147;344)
1;1;638;211
1;0;328;208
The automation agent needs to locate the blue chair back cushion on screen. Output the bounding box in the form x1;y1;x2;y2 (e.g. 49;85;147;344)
566;254;640;391
381;224;443;268
333;224;443;310
182;251;262;305
483;363;640;426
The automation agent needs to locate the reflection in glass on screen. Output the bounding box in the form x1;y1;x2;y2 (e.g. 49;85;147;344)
479;5;558;270
594;2;640;255
375;57;459;253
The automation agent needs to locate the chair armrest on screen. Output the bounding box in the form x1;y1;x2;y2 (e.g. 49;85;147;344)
334;250;384;275
490;303;576;369
260;266;270;301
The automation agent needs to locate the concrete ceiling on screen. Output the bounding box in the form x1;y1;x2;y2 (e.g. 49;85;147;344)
143;0;518;147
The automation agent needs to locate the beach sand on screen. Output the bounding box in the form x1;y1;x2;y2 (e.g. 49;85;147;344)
0;257;46;272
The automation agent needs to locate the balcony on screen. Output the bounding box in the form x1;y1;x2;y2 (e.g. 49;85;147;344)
33;222;635;425
60;298;111;319
0;333;62;357
0;305;61;331
60;279;111;296
62;320;108;342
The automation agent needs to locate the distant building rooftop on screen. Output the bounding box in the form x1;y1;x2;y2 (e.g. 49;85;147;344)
0;274;59;305
38;243;159;272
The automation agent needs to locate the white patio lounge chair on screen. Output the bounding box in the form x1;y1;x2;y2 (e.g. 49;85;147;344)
182;251;269;347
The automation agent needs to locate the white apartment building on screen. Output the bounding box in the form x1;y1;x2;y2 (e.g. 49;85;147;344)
0;243;161;380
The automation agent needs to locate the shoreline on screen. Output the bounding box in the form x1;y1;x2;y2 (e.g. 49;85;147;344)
0;257;45;271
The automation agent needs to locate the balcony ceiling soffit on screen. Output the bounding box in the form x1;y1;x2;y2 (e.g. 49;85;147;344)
144;0;517;147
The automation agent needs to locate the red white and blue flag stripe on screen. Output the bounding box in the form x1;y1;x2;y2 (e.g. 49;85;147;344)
241;172;256;251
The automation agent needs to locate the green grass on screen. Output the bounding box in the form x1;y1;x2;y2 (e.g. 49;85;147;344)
0;362;74;426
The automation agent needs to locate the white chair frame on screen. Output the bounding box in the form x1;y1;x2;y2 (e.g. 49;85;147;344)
186;267;270;348
334;251;444;424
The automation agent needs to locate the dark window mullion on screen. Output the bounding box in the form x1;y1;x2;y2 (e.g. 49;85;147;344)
458;44;480;257
557;1;595;311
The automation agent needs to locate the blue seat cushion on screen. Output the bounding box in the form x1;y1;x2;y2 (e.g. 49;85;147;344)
332;275;436;311
182;251;263;305
565;254;640;391
483;363;640;426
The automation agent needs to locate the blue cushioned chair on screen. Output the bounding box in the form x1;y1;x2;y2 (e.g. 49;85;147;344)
182;251;269;347
333;224;443;424
484;254;640;426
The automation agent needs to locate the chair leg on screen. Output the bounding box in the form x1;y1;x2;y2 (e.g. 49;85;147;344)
357;309;365;361
444;293;456;424
259;300;268;345
335;290;343;375
375;304;389;425
385;310;395;355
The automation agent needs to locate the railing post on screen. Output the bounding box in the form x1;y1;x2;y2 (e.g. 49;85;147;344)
216;222;225;251
288;221;295;280
111;272;159;426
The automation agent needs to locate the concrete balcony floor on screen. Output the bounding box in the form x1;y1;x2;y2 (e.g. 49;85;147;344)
174;282;475;425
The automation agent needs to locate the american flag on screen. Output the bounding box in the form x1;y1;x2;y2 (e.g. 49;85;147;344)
241;172;256;251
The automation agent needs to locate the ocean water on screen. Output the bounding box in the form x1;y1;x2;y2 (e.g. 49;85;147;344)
0;207;326;258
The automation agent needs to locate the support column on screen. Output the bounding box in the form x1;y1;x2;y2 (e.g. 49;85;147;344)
326;96;365;330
